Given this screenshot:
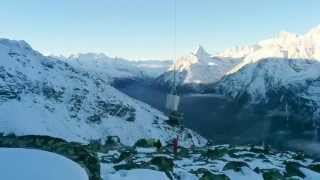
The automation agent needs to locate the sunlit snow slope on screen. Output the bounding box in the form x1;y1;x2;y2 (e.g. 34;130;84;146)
219;25;320;74
0;148;88;180
62;53;171;81
0;38;206;147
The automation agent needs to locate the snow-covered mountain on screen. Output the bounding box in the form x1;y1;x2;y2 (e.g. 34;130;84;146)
61;53;171;83
215;25;320;105
210;26;320;135
216;57;320;104
213;57;320;137
0;38;206;147
219;25;320;74
155;46;239;92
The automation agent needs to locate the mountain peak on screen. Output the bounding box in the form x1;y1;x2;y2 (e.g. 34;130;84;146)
193;45;211;60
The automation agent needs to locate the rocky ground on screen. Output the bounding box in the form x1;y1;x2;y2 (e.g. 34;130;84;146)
99;140;320;180
1;135;320;180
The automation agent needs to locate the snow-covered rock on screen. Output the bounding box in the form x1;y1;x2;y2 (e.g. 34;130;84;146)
156;45;239;91
0;148;88;180
0;38;206;147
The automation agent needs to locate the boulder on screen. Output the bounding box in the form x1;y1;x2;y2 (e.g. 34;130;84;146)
223;161;250;172
262;169;285;180
308;163;320;173
284;161;305;178
149;156;174;172
134;138;162;149
105;136;121;146
117;149;136;163
203;148;228;159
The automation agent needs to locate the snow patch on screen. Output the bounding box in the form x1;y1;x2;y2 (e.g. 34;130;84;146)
0;148;88;180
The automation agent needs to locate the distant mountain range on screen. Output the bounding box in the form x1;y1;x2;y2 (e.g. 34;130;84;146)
211;25;320;138
53;53;171;81
155;25;320;140
155;25;320;91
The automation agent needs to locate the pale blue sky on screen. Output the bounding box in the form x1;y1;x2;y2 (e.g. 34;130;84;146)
1;0;319;60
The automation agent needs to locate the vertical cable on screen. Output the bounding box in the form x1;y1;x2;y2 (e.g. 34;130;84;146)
173;0;177;94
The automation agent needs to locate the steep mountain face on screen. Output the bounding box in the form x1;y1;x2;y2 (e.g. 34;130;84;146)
210;26;320;140
214;25;320;113
155;46;239;92
219;25;320;74
213;58;320;138
63;53;171;82
0;38;206;147
216;58;320;102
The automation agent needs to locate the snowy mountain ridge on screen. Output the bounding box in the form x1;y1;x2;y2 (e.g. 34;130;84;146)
60;53;171;82
213;25;320;101
0;38;206;147
155;25;320;92
216;58;320;102
207;26;320;134
212;56;320;140
219;25;320;74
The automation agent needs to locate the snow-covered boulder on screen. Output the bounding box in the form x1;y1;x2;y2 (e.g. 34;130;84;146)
0;148;88;180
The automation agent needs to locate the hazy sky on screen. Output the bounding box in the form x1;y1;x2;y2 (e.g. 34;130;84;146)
1;0;319;60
